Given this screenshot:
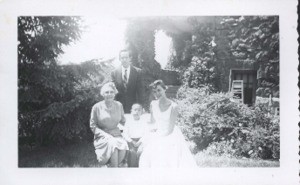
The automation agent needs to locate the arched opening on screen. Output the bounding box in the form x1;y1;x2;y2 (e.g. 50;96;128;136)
154;30;172;69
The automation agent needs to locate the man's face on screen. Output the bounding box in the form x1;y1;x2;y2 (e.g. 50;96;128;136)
119;51;131;68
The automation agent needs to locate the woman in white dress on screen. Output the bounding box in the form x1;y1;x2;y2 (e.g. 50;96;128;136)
139;80;197;168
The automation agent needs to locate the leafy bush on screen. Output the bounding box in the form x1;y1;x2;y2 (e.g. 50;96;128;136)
202;141;237;158
176;86;279;160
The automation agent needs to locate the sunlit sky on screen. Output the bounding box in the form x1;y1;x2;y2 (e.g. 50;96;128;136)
58;17;172;69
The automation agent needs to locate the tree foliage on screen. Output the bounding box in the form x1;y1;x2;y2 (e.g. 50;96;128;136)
18;16;113;146
18;16;82;65
18;16;83;113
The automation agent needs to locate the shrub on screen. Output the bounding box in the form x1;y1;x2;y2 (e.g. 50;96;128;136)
176;86;279;160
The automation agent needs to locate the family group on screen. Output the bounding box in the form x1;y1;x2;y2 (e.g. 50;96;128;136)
90;49;197;168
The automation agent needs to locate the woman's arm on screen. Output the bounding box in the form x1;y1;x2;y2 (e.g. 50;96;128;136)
149;102;155;124
119;102;126;126
170;103;179;126
122;123;133;143
165;103;178;135
147;102;157;132
135;138;143;147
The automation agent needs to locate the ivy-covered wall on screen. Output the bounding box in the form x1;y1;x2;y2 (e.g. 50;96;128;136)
124;16;279;108
166;16;279;97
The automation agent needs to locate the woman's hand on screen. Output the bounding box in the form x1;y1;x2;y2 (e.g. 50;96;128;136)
137;144;144;155
95;128;113;139
133;140;141;147
128;141;135;148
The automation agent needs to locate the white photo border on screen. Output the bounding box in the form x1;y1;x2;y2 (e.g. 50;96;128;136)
0;0;298;184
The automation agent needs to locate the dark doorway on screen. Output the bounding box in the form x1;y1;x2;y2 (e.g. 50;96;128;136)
229;69;257;105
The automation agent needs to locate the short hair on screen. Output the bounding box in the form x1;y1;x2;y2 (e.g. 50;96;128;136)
119;49;132;59
100;82;118;96
149;79;167;90
131;103;143;111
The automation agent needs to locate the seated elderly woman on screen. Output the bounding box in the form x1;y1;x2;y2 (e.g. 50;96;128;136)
90;82;128;167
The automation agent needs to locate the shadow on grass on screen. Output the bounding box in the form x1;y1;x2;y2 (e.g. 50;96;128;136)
19;141;101;167
19;142;280;168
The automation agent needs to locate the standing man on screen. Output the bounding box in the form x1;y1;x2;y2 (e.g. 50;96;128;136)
111;49;143;113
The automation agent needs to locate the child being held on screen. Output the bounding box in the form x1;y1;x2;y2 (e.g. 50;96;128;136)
122;103;149;167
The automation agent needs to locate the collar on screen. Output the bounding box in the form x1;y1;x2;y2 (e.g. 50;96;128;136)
121;65;131;75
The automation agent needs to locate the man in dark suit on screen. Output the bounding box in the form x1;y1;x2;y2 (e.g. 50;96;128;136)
111;49;143;113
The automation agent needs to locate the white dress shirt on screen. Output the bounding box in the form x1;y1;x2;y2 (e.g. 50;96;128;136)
122;114;148;142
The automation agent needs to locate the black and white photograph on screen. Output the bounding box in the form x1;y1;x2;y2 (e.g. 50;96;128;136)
17;15;280;168
0;0;298;184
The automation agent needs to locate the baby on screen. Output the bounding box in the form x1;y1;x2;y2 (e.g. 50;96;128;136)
122;103;148;167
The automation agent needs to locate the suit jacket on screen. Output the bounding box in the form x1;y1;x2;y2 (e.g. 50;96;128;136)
111;65;143;113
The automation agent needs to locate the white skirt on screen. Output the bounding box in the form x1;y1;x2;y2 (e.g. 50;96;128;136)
139;126;197;168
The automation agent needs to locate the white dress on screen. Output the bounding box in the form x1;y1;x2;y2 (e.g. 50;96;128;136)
139;100;197;168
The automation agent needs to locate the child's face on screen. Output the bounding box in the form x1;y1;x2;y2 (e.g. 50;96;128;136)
131;106;142;117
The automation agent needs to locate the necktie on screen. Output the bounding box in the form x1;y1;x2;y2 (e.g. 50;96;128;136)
123;69;128;87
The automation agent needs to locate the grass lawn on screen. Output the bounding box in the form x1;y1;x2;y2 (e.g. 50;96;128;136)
19;142;279;168
195;152;279;167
